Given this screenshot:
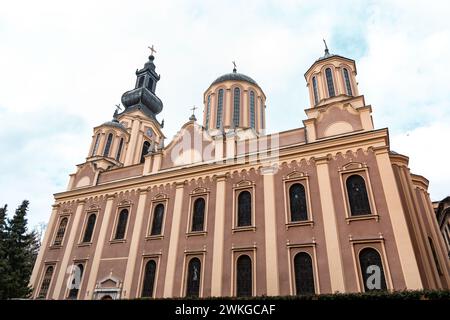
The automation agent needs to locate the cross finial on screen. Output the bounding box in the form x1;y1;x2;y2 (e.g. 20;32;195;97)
323;39;329;55
113;104;122;120
189;105;197;121
148;45;157;56
232;61;237;73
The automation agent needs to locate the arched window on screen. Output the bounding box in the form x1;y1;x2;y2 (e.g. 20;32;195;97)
260;99;264;129
150;203;164;236
359;248;387;291
205;95;211;128
343;68;353;96
312;76;319;105
250;91;255;129
191;198;205;232
428;237;443;275
114;209;129;240
137;76;145;87
325;68;335;97
233;87;240;127
38;266;54;299
237;191;252;227
289;184;308;222
82;214;96;243
115;137;124;161
103;133;113;157
68;264;84;299
147;78;154;91
294;252;315;295
141;260;157;297
185;258;201;297
346;175;371;216
53;217;68;246
216;89;224;128
91;134;100;156
140;140;151;163
236;255;252;297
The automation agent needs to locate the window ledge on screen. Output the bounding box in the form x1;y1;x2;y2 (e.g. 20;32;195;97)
49;245;63;250
346;214;379;224
109;239;127;244
145;235;164;241
232;226;256;233
77;242;92;247
186;231;207;238
285;220;314;230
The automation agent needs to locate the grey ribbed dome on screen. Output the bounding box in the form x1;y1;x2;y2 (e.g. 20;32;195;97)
102;120;126;130
211;72;258;86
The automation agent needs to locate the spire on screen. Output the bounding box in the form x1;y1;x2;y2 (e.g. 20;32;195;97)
189;105;197;121
120;47;163;122
323;39;330;56
232;61;237;73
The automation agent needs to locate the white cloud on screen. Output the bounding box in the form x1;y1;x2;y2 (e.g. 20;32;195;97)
1;0;449;228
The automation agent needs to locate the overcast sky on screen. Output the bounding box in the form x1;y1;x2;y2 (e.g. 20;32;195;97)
1;0;450;229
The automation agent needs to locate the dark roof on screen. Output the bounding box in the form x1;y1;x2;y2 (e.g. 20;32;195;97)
211;72;258;86
102;120;126;130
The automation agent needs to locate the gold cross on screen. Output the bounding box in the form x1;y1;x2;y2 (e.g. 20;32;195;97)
190;105;197;115
148;45;157;56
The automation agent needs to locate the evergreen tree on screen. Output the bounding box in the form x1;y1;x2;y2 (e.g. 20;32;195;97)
0;204;9;299
5;200;40;298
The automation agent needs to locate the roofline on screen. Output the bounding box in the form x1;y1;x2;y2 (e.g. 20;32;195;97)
304;55;357;79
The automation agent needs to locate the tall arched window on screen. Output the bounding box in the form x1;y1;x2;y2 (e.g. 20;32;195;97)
343;68;353;96
205;95;211;128
53;217;68;246
346;175;371;216
103;133;113;157
236;255;252;297
237;191;252;227
185;258;201;297
150;203;164;236
428;237;443;275
289;183;308;222
141;260;157;297
191;198;205;232
68;264;84;299
312;76;319;105
82;213;96;243
216;89;224;128
359;248;387;291
115;137;124;161
250;91;255;129
137;76;145;87
147;78;154;91
140;140;151;163
114;208;129;240
38;266;54;299
91;134;100;156
233;87;240;127
294;252;315;295
260;99;264;129
325;68;335;97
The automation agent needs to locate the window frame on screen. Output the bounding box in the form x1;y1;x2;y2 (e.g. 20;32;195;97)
324;67;336;98
350;238;393;292
138;255;160;298
249;90;256;129
103;132;114;157
110;201;132;243
186;188;209;236
339;163;378;223
65;260;87;300
37;264;56;299
146;195;169;240
342;67;353;96
232;181;256;232
312;75;320;105
216;88;224;129
231;248;256;297
78;210;98;246
180;252;206;298
287;243;319;295
232;86;241;128
51;214;71;248
283;172;314;228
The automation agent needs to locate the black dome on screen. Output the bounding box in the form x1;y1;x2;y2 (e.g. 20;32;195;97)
211;72;258;86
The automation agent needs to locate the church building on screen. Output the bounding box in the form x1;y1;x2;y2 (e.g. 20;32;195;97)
30;45;450;299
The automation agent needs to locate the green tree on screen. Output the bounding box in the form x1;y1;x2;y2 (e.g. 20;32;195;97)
5;200;40;298
0;204;9;299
